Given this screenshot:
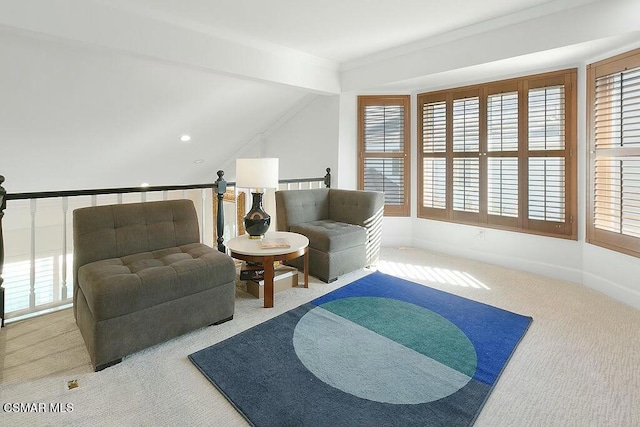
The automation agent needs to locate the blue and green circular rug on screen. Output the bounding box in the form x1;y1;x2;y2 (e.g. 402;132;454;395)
189;271;532;426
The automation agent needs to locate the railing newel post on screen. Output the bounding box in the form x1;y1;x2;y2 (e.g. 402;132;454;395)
215;170;227;253
324;167;331;188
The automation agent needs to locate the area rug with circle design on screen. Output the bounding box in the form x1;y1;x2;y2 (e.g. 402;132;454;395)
189;271;532;426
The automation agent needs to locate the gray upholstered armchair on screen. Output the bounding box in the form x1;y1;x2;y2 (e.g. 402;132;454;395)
73;199;236;370
275;189;384;282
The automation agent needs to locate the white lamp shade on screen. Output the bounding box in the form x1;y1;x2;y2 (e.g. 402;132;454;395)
235;158;279;189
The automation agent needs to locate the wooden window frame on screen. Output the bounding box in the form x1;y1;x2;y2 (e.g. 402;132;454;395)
418;69;577;240
587;48;640;257
358;95;411;217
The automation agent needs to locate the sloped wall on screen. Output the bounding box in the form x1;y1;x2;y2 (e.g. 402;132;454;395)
263;95;340;181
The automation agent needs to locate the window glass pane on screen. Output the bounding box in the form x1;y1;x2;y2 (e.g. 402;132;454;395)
529;157;565;222
422;158;446;209
488;158;518;217
488;92;518;152
364;105;405;153
453;158;479;212
453;97;479;152
364;157;405;206
528;85;565;150
423;101;446;153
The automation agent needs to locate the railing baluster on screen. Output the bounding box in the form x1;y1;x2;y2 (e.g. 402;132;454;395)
91;195;97;206
163;190;168;201
141;191;147;203
0;175;6;327
30;199;37;309
201;189;207;243
61;196;68;301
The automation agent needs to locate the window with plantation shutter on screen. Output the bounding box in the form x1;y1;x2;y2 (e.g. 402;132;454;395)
358;96;410;216
418;69;577;239
588;48;640;257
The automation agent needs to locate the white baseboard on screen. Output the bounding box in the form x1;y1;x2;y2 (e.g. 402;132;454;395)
582;271;640;310
409;236;640;311
412;236;583;284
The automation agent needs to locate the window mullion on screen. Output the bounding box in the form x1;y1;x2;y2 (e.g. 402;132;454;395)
519;80;529;231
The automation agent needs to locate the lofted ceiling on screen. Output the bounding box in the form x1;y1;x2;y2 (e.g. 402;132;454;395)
0;0;639;192
92;0;583;63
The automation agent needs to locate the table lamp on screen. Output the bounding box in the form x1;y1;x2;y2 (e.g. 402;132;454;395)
235;158;279;239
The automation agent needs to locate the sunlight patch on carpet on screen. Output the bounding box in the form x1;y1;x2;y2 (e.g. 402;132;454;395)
377;260;491;290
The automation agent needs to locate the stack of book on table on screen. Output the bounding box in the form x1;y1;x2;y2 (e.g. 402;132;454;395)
260;237;290;249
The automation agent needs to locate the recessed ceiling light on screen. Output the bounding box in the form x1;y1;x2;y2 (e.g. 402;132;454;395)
141;182;150;187
194;159;204;164
180;135;191;142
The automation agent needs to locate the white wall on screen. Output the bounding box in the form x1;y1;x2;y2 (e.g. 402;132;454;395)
263;94;340;181
337;92;358;190
582;244;640;308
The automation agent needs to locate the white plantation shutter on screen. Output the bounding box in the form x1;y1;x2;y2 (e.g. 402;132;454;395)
488;92;519;152
453;158;479;212
528;85;566;224
487;90;519;223
358;96;410;216
452;97;480;214
418;70;576;238
363;157;406;206
528;86;565;151
422;158;446;209
589;50;640;256
453;97;480;152
423;101;447;153
488;158;518;217
364;105;404;152
422;100;447;211
420;96;448;218
528;158;565;222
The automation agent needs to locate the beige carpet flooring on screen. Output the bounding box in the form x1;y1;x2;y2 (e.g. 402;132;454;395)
1;246;639;426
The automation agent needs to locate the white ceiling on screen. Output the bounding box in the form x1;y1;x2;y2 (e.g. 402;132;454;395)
95;0;589;63
0;0;638;192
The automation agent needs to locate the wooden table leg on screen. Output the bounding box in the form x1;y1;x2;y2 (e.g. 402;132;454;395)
303;247;309;288
263;256;274;308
